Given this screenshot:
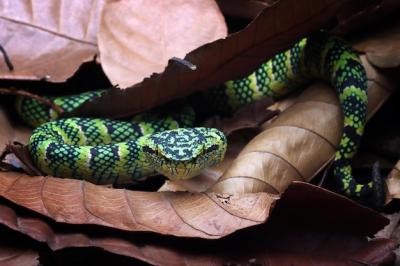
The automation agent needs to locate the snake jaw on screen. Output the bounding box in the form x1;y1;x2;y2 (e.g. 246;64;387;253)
142;127;227;180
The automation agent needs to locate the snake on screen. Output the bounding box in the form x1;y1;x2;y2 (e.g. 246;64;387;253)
16;32;372;199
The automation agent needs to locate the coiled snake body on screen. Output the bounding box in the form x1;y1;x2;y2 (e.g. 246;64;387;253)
17;33;371;199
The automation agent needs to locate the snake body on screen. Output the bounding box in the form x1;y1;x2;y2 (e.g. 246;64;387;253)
17;32;370;198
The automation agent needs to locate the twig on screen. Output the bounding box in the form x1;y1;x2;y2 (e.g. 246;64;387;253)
0;87;64;114
0;44;14;71
170;57;197;70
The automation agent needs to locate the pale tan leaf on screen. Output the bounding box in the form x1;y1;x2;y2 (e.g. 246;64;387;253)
0;0;104;82
98;0;227;87
210;57;396;194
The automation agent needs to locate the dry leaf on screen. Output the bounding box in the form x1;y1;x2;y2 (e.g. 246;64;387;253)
353;17;400;69
201;96;277;135
211;57;395;194
0;105;30;154
384;161;400;204
98;0;227;87
375;213;400;239
336;0;400;35
0;171;276;239
0;226;39;266
0;0;104;82
216;0;272;19
68;0;351;118
0;182;392;265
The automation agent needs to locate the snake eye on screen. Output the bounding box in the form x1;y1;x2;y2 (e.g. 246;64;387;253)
143;146;157;155
204;144;218;154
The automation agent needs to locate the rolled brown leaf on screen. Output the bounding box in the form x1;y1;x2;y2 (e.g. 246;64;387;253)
210;56;395;194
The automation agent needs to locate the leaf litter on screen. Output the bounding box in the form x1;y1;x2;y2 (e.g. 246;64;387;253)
0;0;400;264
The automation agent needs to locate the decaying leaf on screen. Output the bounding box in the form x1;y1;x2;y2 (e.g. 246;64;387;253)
210;57;395;194
68;0;352;118
98;0;227;88
0;171;276;239
0;182;392;265
0;0;104;82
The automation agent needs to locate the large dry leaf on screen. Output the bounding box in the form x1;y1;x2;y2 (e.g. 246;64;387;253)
99;0;227;88
0;171;276;239
68;0;352;118
0;182;392;265
211;57;395;194
0;0;103;81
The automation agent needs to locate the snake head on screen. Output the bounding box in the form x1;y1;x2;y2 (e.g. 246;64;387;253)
141;127;227;180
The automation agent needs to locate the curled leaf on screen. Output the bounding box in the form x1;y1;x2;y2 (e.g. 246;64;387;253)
210;57;395;194
0;171;277;239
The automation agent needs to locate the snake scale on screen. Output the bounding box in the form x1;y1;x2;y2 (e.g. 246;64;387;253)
16;32;372;200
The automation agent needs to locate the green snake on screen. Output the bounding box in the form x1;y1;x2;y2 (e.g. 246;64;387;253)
16;32;372;199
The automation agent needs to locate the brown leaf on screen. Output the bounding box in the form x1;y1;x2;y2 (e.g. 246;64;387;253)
353;17;400;69
98;0;227;88
68;0;352;119
0;171;277;239
0;182;393;265
375;213;400;239
6;144;42;176
384;160;400;204
210;57;396;194
0;0;103;82
0;105;30;154
216;0;273;19
201;96;278;135
0;226;39;266
336;0;400;35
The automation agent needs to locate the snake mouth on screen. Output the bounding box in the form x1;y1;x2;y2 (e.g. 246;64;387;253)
142;144;226;180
